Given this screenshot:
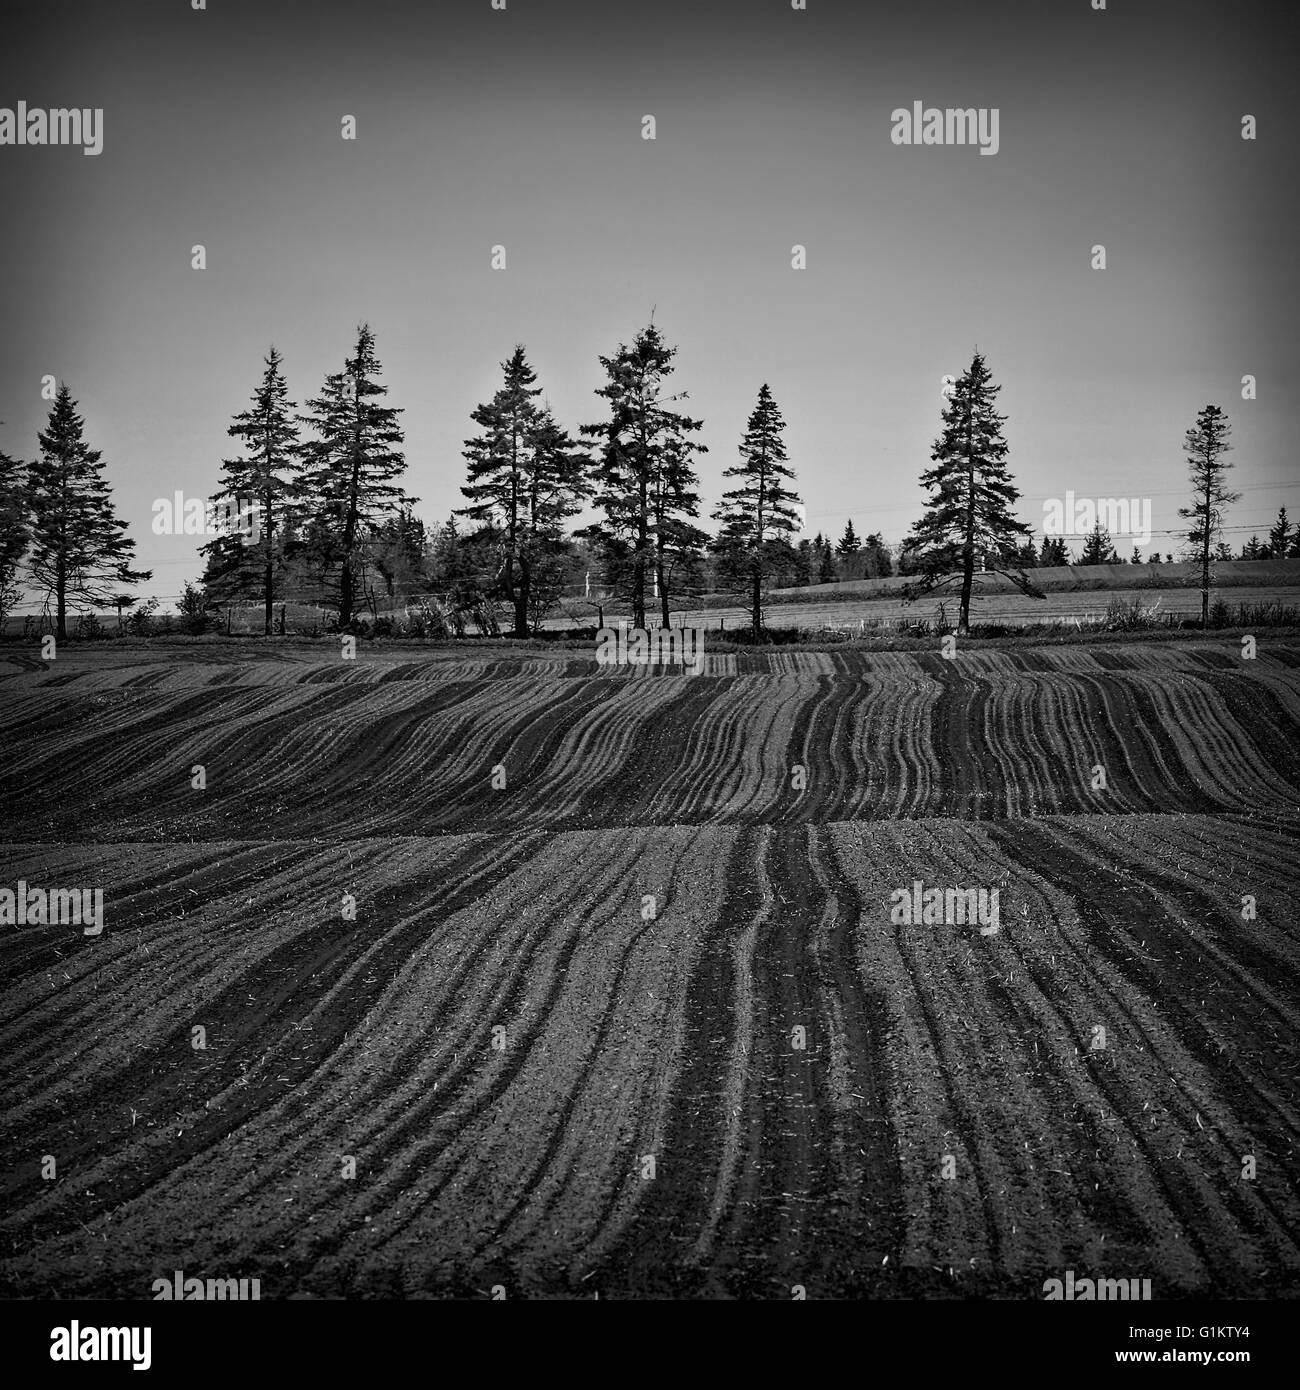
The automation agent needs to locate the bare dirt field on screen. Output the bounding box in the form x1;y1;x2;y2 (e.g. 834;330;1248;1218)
2;637;1299;1298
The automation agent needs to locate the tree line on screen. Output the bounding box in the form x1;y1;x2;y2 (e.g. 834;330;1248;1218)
0;324;1258;640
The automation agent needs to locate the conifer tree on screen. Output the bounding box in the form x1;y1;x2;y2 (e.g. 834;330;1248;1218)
299;325;410;628
899;352;1039;635
1080;521;1116;565
837;519;860;555
201;346;302;634
1268;506;1290;559
458;346;589;636
26;385;150;639
1038;536;1070;567
0;447;29;628
817;537;838;584
862;531;894;578
1177;404;1238;627
581;322;706;629
711;384;802;637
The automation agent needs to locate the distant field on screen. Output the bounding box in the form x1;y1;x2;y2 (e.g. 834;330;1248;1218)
555;584;1300;633
767;557;1300;601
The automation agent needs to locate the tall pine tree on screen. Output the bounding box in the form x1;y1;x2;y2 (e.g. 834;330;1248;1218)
1177;404;1237;627
1080;521;1116;565
0;446;29;628
458;346;589;636
899;351;1039;635
26;385;150;639
200;346;302;634
299;325;410;628
1268;506;1290;560
581;322;706;629
711;384;802;637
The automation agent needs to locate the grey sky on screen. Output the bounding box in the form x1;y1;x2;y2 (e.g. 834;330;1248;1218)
1;0;1295;601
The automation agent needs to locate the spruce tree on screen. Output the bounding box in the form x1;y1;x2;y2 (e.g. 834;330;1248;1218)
201;346;302;634
1268;506;1290;559
817;539;838;584
581;322;706;629
0;447;29;629
1039;536;1070;567
1080;521;1116;565
862;531;893;578
1177;404;1238;627
650;415;709;627
899;351;1039;635
837;519;860;555
711;384;802;637
299;325;410;628
458;346;589;636
26;385;150;639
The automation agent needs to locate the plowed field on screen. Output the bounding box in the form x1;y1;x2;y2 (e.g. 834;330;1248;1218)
2;639;1298;1298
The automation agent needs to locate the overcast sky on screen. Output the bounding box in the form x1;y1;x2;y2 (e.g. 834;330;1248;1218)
1;0;1295;602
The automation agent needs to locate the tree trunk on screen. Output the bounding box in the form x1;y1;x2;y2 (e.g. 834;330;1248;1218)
659;555;670;629
264;553;274;636
339;558;354;629
632;554;646;630
751;563;762;638
513;556;530;637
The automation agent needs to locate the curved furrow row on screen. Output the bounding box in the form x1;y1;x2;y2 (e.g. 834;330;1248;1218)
1200;674;1300;791
831;822;1014;1279
1065;671;1211;815
935;825;1254;1288
985;819;1300;1288
642;677;807;824
0;686;369;837
975;672;1063;818
543;675;730;827
0;833;535;1265
4;649;1300;838
127;679;549;839
0;828;715;1296
1159;813;1300;953
460;832;708;1273
583;829;756;1296
1058;818;1300;1138
1138;672;1299;807
0;687;272;781
0;836;429;1215
0;842;340;1065
904;823;1200;1283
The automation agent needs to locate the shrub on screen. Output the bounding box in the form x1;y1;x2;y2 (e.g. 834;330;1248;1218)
1104;595;1164;631
1233;600;1300;627
178;581;214;635
124;597;160;636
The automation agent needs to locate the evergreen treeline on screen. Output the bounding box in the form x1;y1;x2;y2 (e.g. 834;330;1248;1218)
0;327;1285;639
